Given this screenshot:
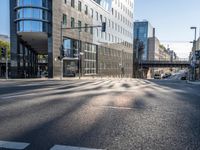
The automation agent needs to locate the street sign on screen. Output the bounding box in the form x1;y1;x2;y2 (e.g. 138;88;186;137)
195;50;200;59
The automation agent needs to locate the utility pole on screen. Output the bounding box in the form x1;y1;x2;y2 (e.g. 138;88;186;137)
121;49;124;78
60;21;63;80
190;27;197;80
6;49;8;80
78;29;81;79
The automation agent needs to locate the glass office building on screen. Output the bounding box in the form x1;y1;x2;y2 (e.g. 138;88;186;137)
134;21;153;60
10;0;134;78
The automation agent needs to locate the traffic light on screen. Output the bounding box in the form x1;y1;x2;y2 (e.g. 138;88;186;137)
102;22;106;32
1;48;6;58
195;50;200;59
59;45;64;60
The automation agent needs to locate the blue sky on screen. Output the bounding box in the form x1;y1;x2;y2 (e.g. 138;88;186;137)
135;0;200;58
1;0;199;57
0;0;9;36
135;0;200;41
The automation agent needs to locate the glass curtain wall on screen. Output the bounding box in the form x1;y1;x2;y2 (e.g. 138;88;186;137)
16;0;49;32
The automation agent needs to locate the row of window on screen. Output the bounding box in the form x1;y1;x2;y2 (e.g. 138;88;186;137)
62;14;132;42
63;15;132;47
17;21;48;32
63;37;132;61
99;47;132;60
113;0;133;12
17;0;48;7
111;8;132;28
112;0;133;19
17;8;48;20
65;0;133;32
113;0;133;8
99;62;131;70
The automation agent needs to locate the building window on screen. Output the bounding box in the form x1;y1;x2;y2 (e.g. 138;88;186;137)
83;43;97;75
71;17;75;28
78;20;81;31
78;1;82;11
90;27;93;35
71;0;75;8
85;24;88;32
63;14;67;26
100;14;102;22
96;11;98;21
90;8;93;18
85;5;88;15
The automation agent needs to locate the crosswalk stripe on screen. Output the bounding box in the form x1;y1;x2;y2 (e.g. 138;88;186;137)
0;140;30;149
50;145;103;150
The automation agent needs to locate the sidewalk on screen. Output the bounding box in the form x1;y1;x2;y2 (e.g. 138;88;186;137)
187;80;200;85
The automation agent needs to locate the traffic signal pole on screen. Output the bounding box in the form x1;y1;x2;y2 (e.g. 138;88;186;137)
1;48;8;80
60;21;63;80
6;52;8;80
78;29;81;79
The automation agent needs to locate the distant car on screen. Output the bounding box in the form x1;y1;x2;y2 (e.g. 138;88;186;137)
162;73;171;79
154;73;161;79
181;76;187;80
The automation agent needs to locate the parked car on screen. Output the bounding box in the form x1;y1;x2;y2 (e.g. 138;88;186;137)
162;73;171;79
154;73;161;79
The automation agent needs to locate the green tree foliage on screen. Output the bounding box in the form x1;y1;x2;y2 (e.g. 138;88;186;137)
0;40;10;58
159;44;167;51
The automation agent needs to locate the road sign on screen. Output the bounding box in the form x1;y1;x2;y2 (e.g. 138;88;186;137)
195;50;200;59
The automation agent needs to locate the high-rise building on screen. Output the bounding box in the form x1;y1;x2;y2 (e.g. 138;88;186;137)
134;21;154;61
10;0;134;78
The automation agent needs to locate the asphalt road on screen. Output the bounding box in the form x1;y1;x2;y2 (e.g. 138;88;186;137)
0;78;200;150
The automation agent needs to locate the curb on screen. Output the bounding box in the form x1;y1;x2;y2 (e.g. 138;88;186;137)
187;80;200;85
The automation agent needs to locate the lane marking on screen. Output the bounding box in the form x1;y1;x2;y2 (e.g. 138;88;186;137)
50;145;103;150
0;140;30;149
97;105;133;110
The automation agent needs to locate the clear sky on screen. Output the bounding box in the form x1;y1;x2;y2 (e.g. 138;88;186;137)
135;0;200;58
0;0;199;58
0;0;9;36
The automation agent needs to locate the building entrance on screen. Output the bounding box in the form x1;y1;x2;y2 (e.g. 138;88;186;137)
63;60;78;77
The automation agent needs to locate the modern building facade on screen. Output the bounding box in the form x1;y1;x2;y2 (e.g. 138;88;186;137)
10;0;134;78
134;21;154;61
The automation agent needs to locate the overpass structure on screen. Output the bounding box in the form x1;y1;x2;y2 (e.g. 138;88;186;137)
139;60;190;68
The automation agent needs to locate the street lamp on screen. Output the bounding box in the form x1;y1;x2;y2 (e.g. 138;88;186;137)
190;27;197;42
190;26;197;80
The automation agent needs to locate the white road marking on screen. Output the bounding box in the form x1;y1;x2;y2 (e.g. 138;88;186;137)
50;145;103;150
97;105;134;110
0;140;30;149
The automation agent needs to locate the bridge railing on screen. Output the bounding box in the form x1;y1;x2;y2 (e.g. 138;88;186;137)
139;60;190;66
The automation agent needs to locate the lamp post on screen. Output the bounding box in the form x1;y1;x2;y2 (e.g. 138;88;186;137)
120;49;124;78
190;27;197;80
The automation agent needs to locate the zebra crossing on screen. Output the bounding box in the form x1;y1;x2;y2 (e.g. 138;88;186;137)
0;79;154;150
0;78;152;101
0;140;103;150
